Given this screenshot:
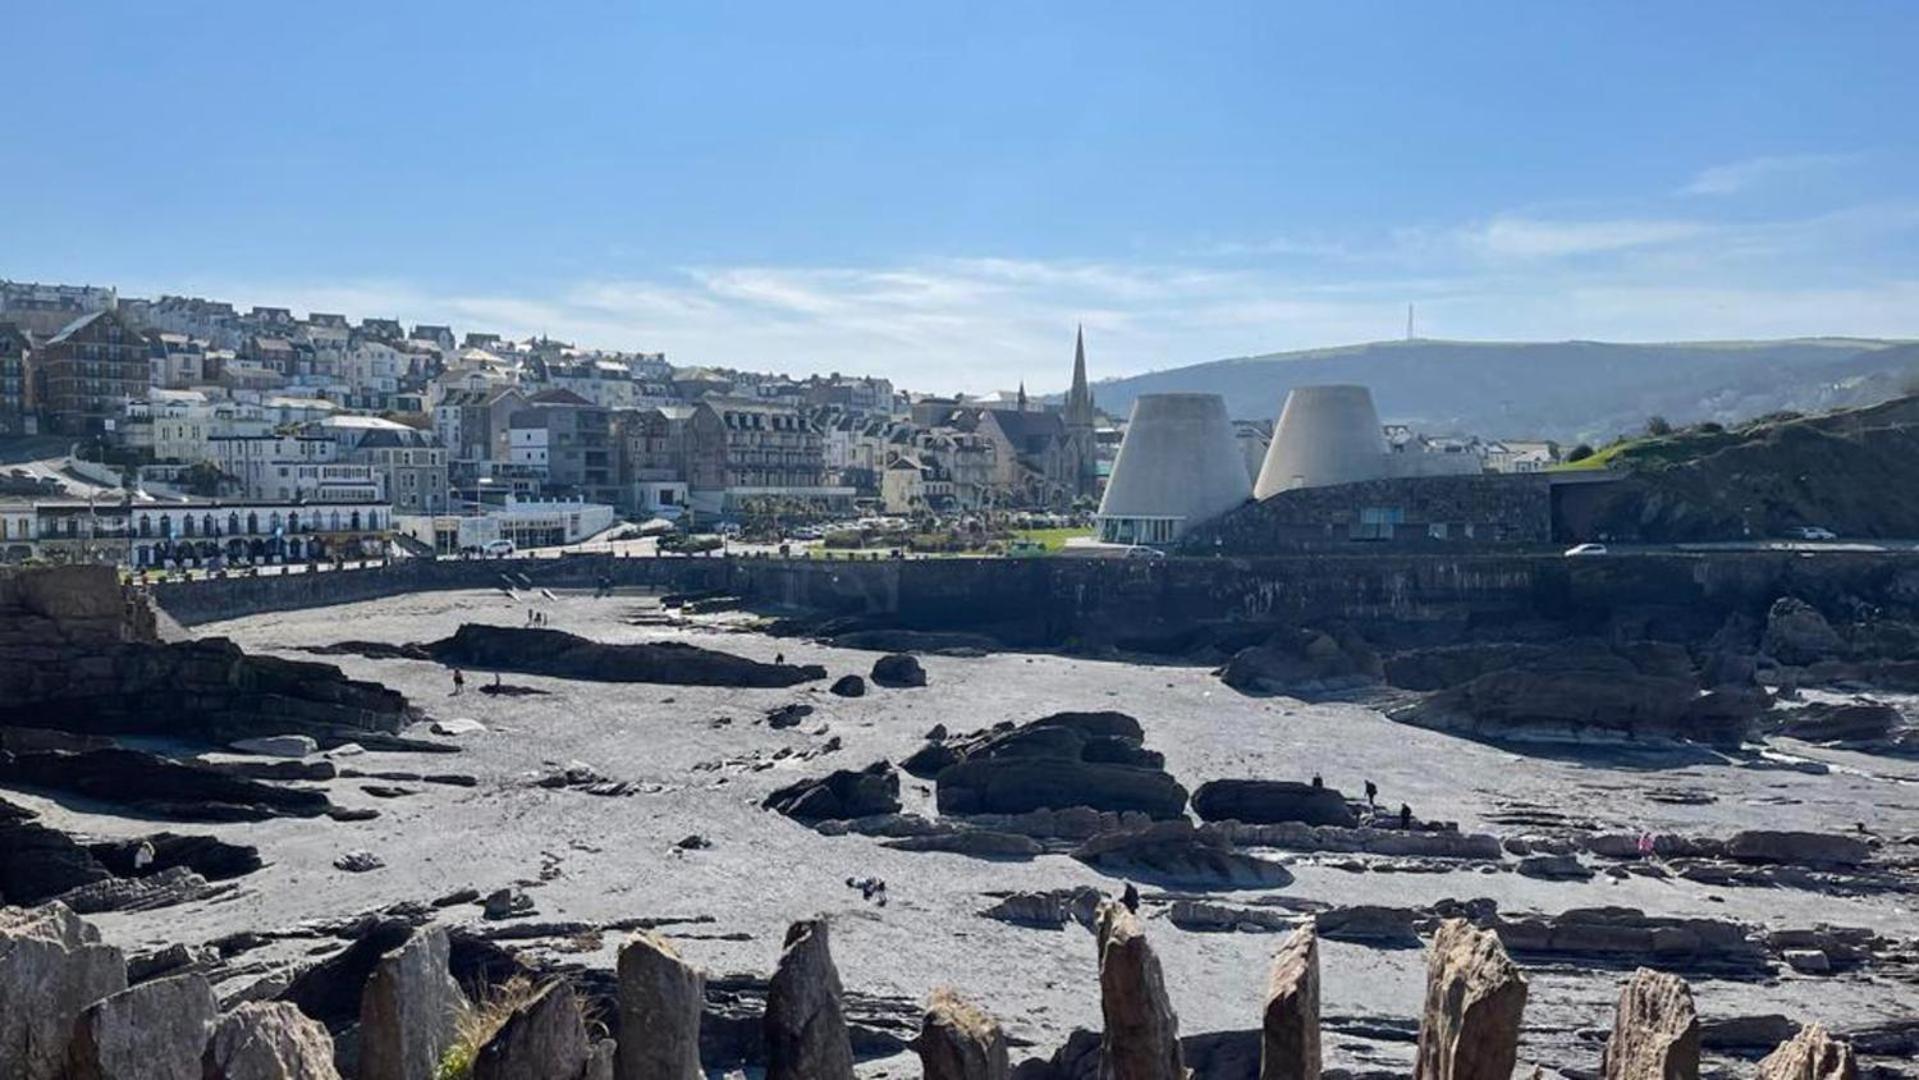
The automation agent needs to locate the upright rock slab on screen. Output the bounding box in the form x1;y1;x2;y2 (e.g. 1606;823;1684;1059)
0;902;127;1080
616;930;704;1080
1754;1024;1856;1080
65;971;218;1080
1260;924;1320;1080
1600;969;1698;1080
1413;919;1528;1080
202;1001;341;1080
764;919;854;1080
472;980;590;1080
356;925;465;1080
1095;899;1185;1080
912;987;1009;1080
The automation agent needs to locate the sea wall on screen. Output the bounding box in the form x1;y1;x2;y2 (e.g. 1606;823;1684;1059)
151;550;1919;651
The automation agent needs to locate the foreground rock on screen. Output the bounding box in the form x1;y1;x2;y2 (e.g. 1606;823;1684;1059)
425;623;825;687
764;919;854;1080
66;971;219;1080
1191;779;1357;828
763;762;901;822
1600;969;1698;1080
472;980;591;1080
1754;1024;1857;1080
1413;919;1527;1080
1095;899;1185;1080
202;1001;342;1079
617;930;704;1080
1260;923;1320;1080
0;903;128;1080
870;653;928;688
912;987;1009;1080
357;925;466;1080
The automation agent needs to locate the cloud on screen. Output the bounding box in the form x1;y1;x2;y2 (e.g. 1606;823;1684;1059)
1681;153;1858;197
1466;216;1709;258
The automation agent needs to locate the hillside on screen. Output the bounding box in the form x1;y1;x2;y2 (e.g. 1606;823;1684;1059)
1091;338;1919;442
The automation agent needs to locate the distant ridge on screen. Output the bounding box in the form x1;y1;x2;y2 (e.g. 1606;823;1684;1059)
1089;337;1919;442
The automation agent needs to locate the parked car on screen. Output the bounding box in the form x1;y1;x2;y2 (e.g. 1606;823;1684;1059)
1788;525;1838;541
1124;544;1167;560
1563;542;1608;556
482;538;516;558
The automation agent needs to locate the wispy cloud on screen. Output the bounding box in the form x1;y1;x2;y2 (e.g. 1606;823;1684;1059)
1680;153;1859;197
1465;216;1708;258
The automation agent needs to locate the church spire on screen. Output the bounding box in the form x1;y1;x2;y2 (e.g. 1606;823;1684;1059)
1066;324;1093;427
1017;380;1027;411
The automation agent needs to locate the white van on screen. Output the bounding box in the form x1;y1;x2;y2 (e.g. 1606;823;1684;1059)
482;539;516;558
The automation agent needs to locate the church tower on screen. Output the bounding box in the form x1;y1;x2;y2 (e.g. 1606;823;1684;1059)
1064;325;1097;497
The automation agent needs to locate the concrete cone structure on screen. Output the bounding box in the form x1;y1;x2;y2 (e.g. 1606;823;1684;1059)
1255;385;1390;498
1096;393;1251;546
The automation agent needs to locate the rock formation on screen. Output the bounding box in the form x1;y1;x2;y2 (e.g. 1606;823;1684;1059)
201;1001;341;1080
1762;599;1846;667
0;749;331;821
0;903;128;1080
1219;627;1380;696
927;713;1188;819
616;930;704;1080
356;925;466;1080
1094;899;1185;1080
1073;821;1292;888
1599;968;1698;1080
1191;780;1358;828
764;919;854;1080
472;980;591;1080
1260;923;1320;1080
425;623;826;687
829;674;867;697
763;761;901;822
65;971;218;1080
912;987;1009;1080
870;653;928;688
1754;1024;1857;1080
1412;919;1527;1080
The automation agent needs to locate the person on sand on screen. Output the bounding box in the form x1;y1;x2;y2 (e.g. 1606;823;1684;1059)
1121;882;1140;912
452;669;465;696
1398;803;1412;830
1364;779;1378;807
775;652;785;665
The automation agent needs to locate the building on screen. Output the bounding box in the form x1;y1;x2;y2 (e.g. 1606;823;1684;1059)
38;309;149;436
320;416;449;516
148;332;210;388
0;281;116;337
398;497;617;555
208;430;382;503
507;391;617;505
0;323;32;436
12;496;390;567
1096;393;1251;545
615;404;719;516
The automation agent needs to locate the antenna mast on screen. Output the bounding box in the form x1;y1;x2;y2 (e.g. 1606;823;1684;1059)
1406;303;1415;341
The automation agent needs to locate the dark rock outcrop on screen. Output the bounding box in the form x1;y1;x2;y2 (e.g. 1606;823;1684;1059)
0;749;330;821
870;653;928;688
1413;919;1527;1080
0;821;115;905
1260;924;1320;1080
1191;780;1358;828
1073;821;1292;889
926;713;1186;819
764;762;901;822
764;919;854;1080
829;675;867;698
1762;599;1846;667
472;980;591;1080
1094;900;1184;1080
616;930;704;1080
427;624;826;687
1220;627;1380;696
913;988;1009;1080
1725;830;1869;868
1773;700;1900;744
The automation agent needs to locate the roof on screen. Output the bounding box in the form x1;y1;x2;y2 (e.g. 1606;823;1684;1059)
525;388;594;406
47;311;107;344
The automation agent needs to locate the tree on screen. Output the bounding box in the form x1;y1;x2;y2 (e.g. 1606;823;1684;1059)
1567;443;1595;463
1645;415;1673;437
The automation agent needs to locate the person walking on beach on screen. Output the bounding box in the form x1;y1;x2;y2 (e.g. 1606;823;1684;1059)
451;668;466;696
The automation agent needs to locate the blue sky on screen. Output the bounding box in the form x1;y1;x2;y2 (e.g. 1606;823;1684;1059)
6;1;1918;391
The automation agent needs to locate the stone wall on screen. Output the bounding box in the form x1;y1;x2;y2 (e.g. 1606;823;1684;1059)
1183;473;1554;555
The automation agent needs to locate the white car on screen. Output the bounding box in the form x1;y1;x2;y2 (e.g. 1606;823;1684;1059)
482;539;516;558
1124;545;1166;560
1563;542;1609;557
1789;526;1837;541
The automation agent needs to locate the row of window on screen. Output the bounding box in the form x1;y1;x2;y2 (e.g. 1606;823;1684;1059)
134;508;383;538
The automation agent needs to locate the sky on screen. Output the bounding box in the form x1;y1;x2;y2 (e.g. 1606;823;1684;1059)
5;1;1918;393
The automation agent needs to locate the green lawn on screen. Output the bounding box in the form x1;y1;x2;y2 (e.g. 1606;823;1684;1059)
1010;527;1092;553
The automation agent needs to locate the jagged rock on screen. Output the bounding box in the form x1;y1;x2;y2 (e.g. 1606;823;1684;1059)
1220;627;1380;696
202;1001;341;1079
938;758;1187;819
334;851;384;873
1260;923;1320;1080
1763;599;1846;667
1413;919;1527;1080
617;930;704;1080
427;624;825;686
763;761;901;822
1315;905;1421;947
1166;901;1298;934
57;865;219;914
228;735;317;758
1094;900;1184;1080
472;980;590;1080
1488;907;1768;974
128;942;212;984
66;971;219;1080
0;821;115;905
980;887;1105;930
357;925;465;1080
0;749;331;821
430;718;486;736
89;833;257;883
484;887;535;920
910;712;1163;780
1725;830;1869;868
829;675;866;698
1515;853;1593;881
870;653;928;688
764;919;854;1080
1191;780;1358;828
913;988;1009;1080
1208;820;1503;860
765;703;813;730
0;903;128;1080
1774;701;1900;744
1600;969;1698;1080
200;758;337;782
1073;821;1292;889
1754;1024;1856;1080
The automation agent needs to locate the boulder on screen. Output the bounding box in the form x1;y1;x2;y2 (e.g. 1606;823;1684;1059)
1073;821;1292;889
1515;853;1593;881
65;971;219;1080
1754;1024;1856;1080
1774;701;1899;744
227;735;317;758
202;1001;342;1080
1260;923;1321;1080
1725;830;1869;868
1763;599;1846;667
1191;780;1357;828
430;718;486;737
870;653;928;689
1220;627;1380;696
829;675;866;698
356;925;465;1080
1599;969;1698;1080
1413;919;1527;1080
763;761;901;822
426;624;827;687
0;903;128;1080
1094;900;1184;1080
472;980;590;1080
938;759;1187;819
617;930;704;1080
764;919;854;1080
912;987;1009;1080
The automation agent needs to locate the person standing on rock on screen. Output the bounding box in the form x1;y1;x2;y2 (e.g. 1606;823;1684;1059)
452;668;465;696
1311;773;1324;789
1365;780;1378;807
1399;803;1412;830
